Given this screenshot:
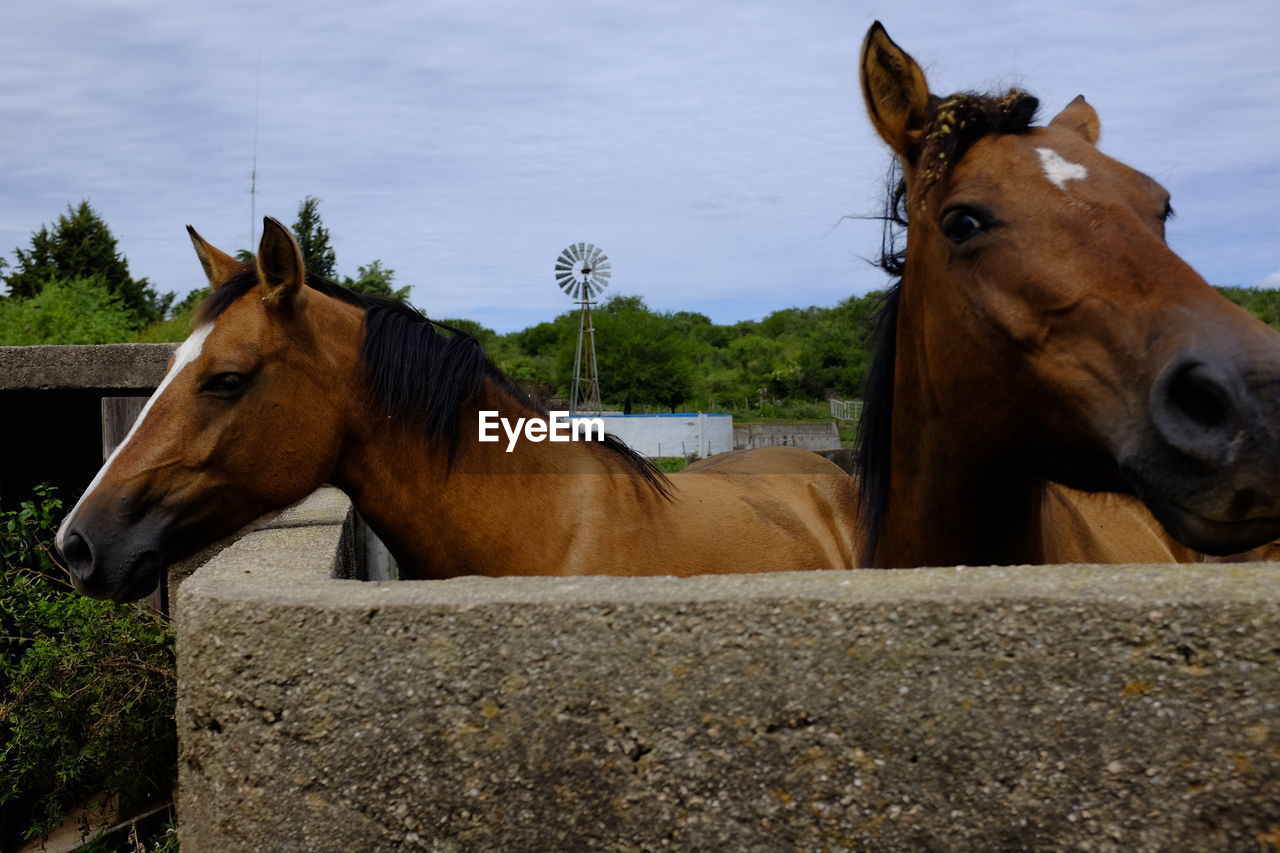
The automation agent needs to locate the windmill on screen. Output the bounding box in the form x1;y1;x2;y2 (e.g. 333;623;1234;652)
555;243;611;415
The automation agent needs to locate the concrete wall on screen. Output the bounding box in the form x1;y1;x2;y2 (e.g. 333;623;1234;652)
176;492;1280;852
734;420;841;451
591;413;733;458
0;343;176;392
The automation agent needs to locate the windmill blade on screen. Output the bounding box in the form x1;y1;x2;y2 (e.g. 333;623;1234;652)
555;242;609;303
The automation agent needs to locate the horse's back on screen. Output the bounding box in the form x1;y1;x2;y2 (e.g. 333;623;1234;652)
665;447;859;573
683;446;848;476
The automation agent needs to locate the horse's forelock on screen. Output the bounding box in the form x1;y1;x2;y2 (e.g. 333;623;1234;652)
913;89;1040;197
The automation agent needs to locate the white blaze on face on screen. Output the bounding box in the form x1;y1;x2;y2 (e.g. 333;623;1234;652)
1035;147;1088;190
55;323;215;550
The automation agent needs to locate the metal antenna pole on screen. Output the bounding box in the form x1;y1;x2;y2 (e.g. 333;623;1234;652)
249;49;261;248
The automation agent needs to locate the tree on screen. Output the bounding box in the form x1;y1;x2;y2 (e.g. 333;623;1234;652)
291;196;337;280
289;198;412;301
342;260;410;300
2;201;170;327
1216;286;1280;331
589;294;694;414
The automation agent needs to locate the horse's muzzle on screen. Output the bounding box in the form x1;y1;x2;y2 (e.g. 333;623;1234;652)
58;522;166;603
1132;338;1280;554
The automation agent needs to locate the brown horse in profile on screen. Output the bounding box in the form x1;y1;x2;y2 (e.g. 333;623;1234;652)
855;23;1280;568
55;219;856;601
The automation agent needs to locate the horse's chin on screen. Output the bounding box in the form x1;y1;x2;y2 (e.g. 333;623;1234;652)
1149;502;1280;557
1123;465;1280;555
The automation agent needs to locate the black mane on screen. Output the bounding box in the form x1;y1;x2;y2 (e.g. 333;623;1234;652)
855;89;1039;564
197;271;670;495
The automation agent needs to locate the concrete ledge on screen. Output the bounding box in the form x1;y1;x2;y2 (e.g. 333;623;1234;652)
176;506;1279;851
166;487;357;592
0;343;176;391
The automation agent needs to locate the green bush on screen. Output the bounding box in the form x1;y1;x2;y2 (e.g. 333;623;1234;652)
0;277;138;345
0;486;176;845
652;456;692;474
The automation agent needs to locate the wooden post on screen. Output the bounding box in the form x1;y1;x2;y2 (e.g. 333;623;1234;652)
100;396;166;613
101;396;146;460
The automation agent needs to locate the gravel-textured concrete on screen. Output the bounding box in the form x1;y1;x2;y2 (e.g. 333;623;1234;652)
0;343;176;391
176;496;1280;852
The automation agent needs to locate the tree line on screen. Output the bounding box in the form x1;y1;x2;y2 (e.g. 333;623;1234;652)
0;198;407;347
4;200;1280;416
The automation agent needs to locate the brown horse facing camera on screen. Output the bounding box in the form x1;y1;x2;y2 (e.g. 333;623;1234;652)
55;218;856;601
855;23;1280;567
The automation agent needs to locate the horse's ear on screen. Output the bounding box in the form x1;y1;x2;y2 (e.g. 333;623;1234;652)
1049;95;1101;145
256;216;305;309
860;22;931;165
187;226;242;290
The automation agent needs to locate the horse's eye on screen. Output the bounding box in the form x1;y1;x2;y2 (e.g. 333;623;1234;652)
1160;200;1175;223
941;206;994;244
202;373;246;395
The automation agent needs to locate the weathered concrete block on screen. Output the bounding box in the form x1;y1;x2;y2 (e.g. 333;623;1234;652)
176;518;1280;852
0;343;176;391
734;421;841;452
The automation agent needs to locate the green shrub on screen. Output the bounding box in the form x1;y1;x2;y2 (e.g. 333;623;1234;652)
0;486;176;845
652;456;692;474
132;302;200;343
0;277;137;345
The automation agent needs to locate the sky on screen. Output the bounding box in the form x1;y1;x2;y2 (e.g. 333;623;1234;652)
1;0;1277;333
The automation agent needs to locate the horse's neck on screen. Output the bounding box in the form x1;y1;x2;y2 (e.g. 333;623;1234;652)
876;292;1197;568
332;383;654;578
878;420;1197;566
876;427;1047;567
877;386;1193;566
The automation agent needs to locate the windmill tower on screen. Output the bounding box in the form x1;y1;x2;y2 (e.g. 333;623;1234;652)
554;243;611;415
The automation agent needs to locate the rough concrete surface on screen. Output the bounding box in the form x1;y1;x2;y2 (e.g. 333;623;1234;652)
733;421;841;452
0;343;176;390
176;500;1279;852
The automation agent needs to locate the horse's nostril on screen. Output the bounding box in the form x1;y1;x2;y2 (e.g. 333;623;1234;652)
61;530;94;577
1165;363;1230;430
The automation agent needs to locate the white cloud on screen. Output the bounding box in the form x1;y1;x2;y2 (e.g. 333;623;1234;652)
1255;271;1280;289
